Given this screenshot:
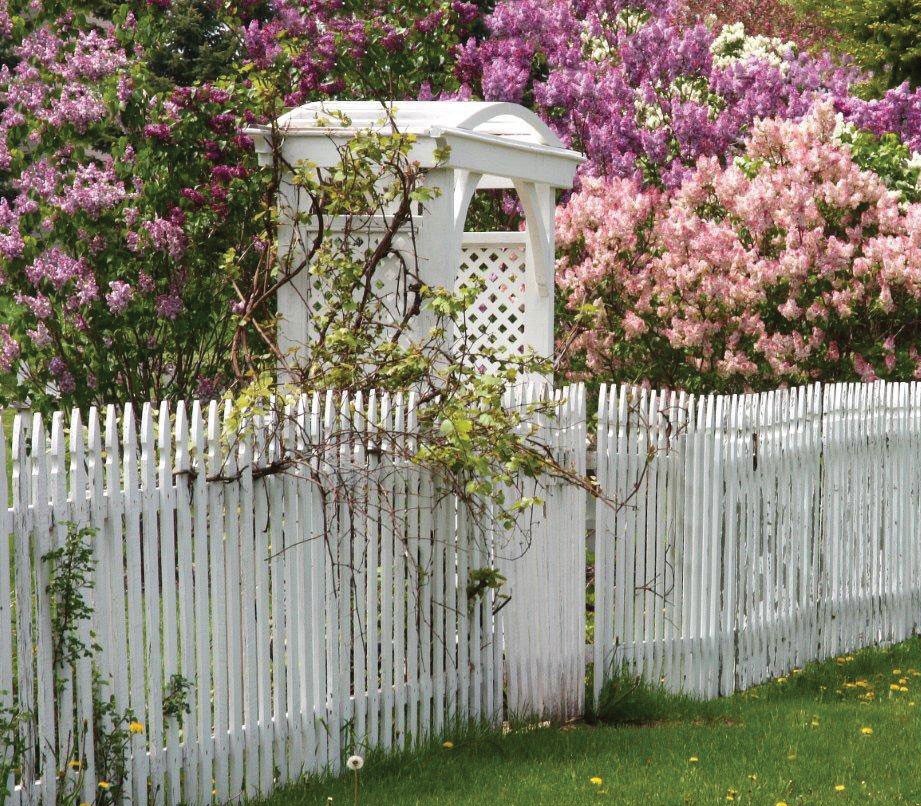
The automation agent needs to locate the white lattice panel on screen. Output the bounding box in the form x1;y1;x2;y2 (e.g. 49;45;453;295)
303;229;411;343
457;234;528;369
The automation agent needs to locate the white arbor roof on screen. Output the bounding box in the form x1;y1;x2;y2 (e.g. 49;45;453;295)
257;100;585;370
249;100;583;188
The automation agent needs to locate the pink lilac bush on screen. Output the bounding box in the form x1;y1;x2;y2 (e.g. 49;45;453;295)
459;0;921;187
0;0;477;408
557;104;921;391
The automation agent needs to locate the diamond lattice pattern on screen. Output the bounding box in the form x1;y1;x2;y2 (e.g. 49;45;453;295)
457;243;527;368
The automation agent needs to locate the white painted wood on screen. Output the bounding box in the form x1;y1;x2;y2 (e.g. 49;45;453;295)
174;403;201;800
208;401;230;801
140;405;164;806
593;381;921;703
30;415;57;806
265;410;288;787
157;402;182;806
218;402;242;801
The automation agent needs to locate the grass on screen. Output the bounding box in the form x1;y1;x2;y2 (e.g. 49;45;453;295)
258;637;921;805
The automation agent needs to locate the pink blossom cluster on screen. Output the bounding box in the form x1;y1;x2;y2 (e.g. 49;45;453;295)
0;325;20;374
0;0;11;39
557;104;921;390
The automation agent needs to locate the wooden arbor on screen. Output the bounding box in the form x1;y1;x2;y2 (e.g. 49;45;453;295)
248;100;583;369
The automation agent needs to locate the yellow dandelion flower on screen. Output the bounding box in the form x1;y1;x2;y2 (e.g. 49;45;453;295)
861;726;873;735
590;777;603;786
98;782;111;791
777;676;788;684
810;717;820;727
68;760;81;770
726;788;738;801
689;756;699;763
128;721;145;734
776;802;789;806
835;784;845;792
442;741;454;749
899;678;908;685
893;669;902;675
748;773;758;781
890;683;901;691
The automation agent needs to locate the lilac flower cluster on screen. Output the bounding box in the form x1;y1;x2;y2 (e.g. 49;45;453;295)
0;0;481;407
0;325;20;374
458;0;921;186
837;83;921;153
0;9;200;402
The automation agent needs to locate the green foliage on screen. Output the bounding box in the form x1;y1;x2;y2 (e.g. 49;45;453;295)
162;674;193;726
465;567;508;609
89;691;138;806
0;702;27;802
589;671;720;725
43;523;99;672
39;523;146;804
839;127;921;201
143;0;241;87
795;0;921;89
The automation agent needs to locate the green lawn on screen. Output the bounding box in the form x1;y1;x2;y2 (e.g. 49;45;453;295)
260;637;921;805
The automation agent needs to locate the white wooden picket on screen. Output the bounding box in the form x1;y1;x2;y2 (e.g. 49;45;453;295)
593;381;921;702
0;384;585;806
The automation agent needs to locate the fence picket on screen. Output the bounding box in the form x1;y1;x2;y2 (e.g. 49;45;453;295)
139;405;164;806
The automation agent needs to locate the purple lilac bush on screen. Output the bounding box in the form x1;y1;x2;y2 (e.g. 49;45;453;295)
457;0;921;187
0;0;476;408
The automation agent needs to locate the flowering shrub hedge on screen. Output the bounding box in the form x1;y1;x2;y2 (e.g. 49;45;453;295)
7;0;921;404
0;0;476;408
458;0;921;189
557;105;921;391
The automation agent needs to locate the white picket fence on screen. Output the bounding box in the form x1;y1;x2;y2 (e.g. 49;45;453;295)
9;376;921;804
0;385;586;806
593;381;921;702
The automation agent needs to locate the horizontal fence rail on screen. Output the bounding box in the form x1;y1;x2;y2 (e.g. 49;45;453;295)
0;384;586;806
593;381;921;702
